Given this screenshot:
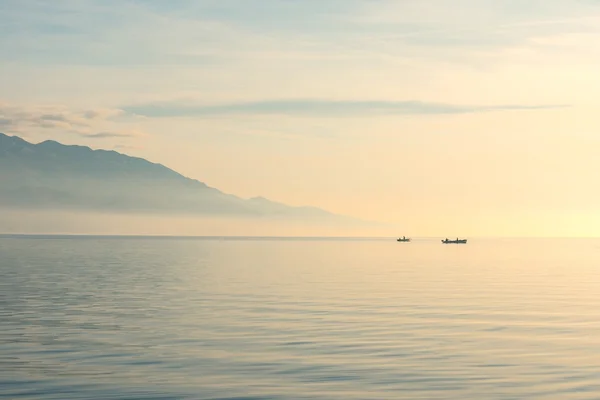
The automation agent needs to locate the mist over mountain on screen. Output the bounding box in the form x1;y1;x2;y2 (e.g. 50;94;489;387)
0;133;355;224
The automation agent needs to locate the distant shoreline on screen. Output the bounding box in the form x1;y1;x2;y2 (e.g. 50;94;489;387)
0;234;395;241
1;234;598;240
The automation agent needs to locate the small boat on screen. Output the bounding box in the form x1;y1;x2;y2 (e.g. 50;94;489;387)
442;238;467;244
397;236;411;242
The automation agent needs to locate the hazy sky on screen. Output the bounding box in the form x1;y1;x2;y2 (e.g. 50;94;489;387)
2;0;600;236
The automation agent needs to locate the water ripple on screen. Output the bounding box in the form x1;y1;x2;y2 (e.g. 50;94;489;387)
2;238;600;399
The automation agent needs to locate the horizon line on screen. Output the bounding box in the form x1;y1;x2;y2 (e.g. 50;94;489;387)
1;234;599;240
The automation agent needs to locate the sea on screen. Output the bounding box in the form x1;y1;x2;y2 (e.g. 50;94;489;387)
2;236;600;399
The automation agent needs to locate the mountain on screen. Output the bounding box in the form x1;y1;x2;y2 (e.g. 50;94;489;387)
0;133;351;222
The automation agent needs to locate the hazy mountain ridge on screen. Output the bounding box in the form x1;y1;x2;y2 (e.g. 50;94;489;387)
0;133;355;222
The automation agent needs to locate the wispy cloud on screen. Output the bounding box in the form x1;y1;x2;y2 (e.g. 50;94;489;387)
83;108;125;120
123;99;569;118
4;0;599;70
85;129;146;139
113;143;143;151
344;1;600;49
0;101;145;140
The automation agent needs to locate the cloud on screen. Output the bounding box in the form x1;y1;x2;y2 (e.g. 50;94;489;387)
3;0;600;82
0;117;13;128
343;1;600;49
0;100;146;140
1;0;600;79
84;129;146;139
113;143;143;151
83;108;125;120
123;99;569;118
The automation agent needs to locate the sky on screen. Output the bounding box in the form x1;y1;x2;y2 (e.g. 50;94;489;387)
2;0;600;236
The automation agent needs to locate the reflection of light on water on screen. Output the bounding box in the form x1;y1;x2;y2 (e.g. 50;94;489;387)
2;237;600;398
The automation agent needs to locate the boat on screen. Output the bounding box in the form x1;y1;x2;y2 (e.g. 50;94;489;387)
442;238;467;244
397;236;411;242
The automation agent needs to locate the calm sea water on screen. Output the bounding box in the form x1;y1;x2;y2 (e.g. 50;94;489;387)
2;236;600;399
